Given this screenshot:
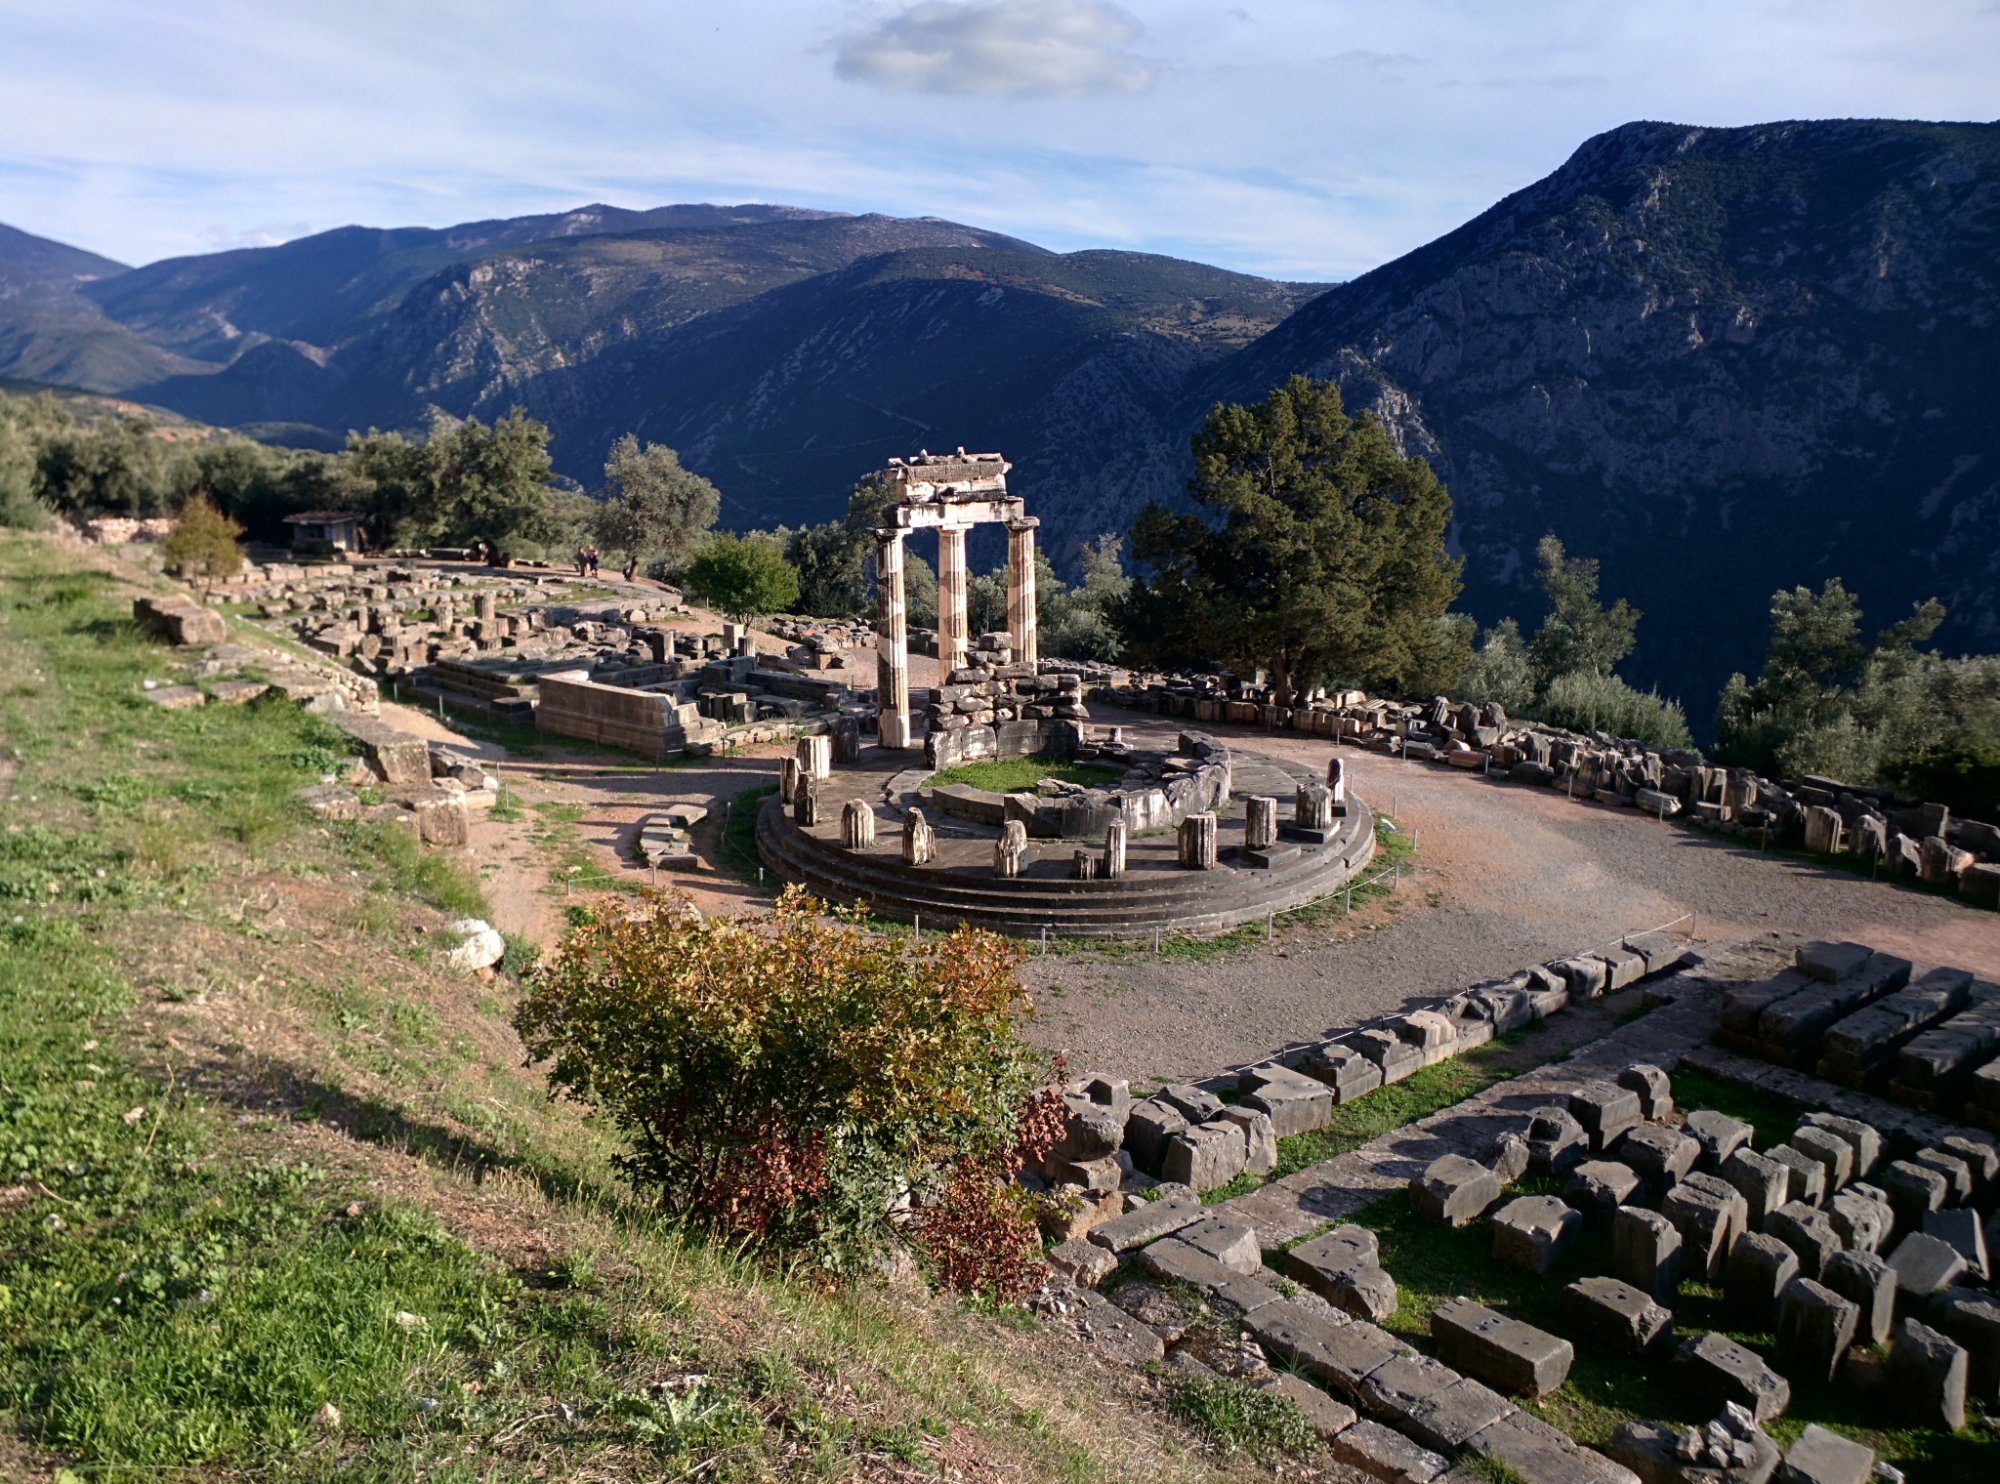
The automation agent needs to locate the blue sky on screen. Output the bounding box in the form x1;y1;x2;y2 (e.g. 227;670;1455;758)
3;0;1995;279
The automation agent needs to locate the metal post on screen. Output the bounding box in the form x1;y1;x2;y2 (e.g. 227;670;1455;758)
1041;924;1049;954
1154;925;1161;954
437;694;444;719
1345;885;1352;915
914;913;921;943
1267;911;1274;942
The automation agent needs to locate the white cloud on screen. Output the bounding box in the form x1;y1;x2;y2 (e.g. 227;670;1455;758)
834;0;1154;98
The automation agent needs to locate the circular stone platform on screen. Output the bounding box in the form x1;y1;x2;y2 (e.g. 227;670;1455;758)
757;737;1376;939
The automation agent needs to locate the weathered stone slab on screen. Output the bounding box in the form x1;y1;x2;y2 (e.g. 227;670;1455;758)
1432;1297;1573;1397
1358;1350;1459;1417
1776;1275;1858;1383
1285;1223;1380;1290
1821;1250;1896;1349
1158;1083;1224;1122
1788;1126;1855;1194
1492;1195;1581;1274
1412;1154;1502;1227
1257;1369;1357;1443
1921;1205;1989;1280
1765;1201;1843;1281
1174;1214;1263;1275
1162;1121;1246;1193
1614;1205;1683;1303
1569;1080;1644;1151
1404;1377;1517;1454
1797;941;1873;983
1217;1105;1276;1176
1562;1276;1673;1356
1671;1331;1791;1422
1566;1160;1643;1228
1052;1286;1166;1364
1685;1109;1753;1171
1886;1230;1967;1298
1878;1158;1948;1229
1778;1424;1873;1484
1134;1236;1235;1291
1887;1317;1967;1432
1663;1172;1749;1282
1047;1236;1118;1286
1526;1105;1590;1175
1929;1288;2000;1408
1726;1232;1801;1324
1824;1188;1891;1256
1617;1124;1701;1195
1330;1418;1447;1484
1247;1302;1401;1396
1108;1279;1201;1342
1238;1062;1333;1136
1618;1063;1675;1122
1299;1041;1384;1103
1471;1408;1641;1484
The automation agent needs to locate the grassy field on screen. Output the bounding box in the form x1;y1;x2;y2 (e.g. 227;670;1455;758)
1272;1065;1993;1480
0;534;1280;1484
924;755;1124;793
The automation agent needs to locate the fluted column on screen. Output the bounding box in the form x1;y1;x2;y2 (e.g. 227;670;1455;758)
875;528;912;749
1006;517;1039;669
937;525;969;677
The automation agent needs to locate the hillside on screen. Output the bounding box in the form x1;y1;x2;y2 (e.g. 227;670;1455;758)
1199;118;2000;714
0;223;197;391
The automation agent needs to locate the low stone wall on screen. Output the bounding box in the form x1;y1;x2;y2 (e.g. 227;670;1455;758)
1106;677;2000;909
922;730;1233;839
536;674;702;759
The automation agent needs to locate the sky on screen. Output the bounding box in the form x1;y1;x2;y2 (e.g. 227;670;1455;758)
2;0;1995;281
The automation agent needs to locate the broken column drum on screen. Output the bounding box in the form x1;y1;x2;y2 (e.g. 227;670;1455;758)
1245;796;1279;850
796;732;831;781
1103;817;1127;878
996;819;1028;878
1296;783;1334;832
840;799;876;849
1179;812;1219;870
902;807;934;866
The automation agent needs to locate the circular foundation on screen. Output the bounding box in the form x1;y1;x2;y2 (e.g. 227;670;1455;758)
758;739;1377;939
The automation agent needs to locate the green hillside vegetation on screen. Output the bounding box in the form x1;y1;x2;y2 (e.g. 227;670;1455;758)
0;531;1268;1483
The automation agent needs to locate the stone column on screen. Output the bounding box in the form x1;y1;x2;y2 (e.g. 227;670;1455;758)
937;525;969;677
794;774;821;827
797;733;831;781
1178;812;1218;870
874;529;912;749
841;799;877;849
779;755;801;804
1070;850;1098;881
1327;756;1347;806
903;808;935;866
1006;517;1039;670
1296;784;1333;833
1103;817;1127;879
1245;796;1279;850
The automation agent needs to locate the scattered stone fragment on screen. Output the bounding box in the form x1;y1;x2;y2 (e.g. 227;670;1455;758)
1821;1251;1898;1349
1725;1232;1801;1325
1246;1302;1401;1396
1488;1130;1532;1184
1108;1280;1202;1343
1161;1121;1246;1194
1776;1275;1859;1383
1569;1080;1644;1151
1911;1146;1975;1204
1238;1062;1333;1136
1684;1110;1756;1173
1886;1231;1967;1299
1526;1105;1591;1175
1491;1195;1581;1274
1921;1206;1990;1280
1432;1297;1573;1397
1299;1041;1383;1103
1799;1113;1882;1177
1217;1106;1277;1177
1087;1194;1200;1253
1403;1378;1517;1454
1285;1223;1380;1289
1047;1237;1117;1286
1563;1276;1674;1356
1778;1424;1874;1484
1928;1288;2000;1408
1671;1332;1791;1422
1764;1144;1828;1207
1825;1188;1892;1256
1411;1154;1502;1228
1614;1205;1683;1303
1472;1407;1638;1484
1175;1214;1263;1275
1663;1172;1750;1282
1329;1418;1447;1484
1887;1317;1967;1432
1566;1160;1644;1227
1158;1083;1223;1122
1618;1063;1675;1121
1766;1201;1844;1281
1617;1124;1701;1195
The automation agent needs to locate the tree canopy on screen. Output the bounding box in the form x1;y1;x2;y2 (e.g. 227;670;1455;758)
1121;375;1463;696
161;493;244;590
1526;535;1639;688
592;434;719;575
684;532;801;622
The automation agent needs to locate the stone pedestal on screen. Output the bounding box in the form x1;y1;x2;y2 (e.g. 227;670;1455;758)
1006;518;1039;670
937;525;968;677
1103;817;1127;878
779;755;801;804
1295;783;1333;832
840;799;876;849
996;819;1028;878
1245;795;1279;849
875;529;913;749
1179;812;1218;870
903;807;934;866
794;774;821;827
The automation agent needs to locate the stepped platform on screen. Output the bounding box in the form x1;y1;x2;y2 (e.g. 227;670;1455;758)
757;741;1377;939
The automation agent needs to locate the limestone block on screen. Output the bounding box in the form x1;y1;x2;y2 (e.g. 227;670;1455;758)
1491;1195;1581;1274
1217;1106;1277;1176
1238;1063;1333;1136
839;799;876;849
1822;1250;1897;1349
1597;943;1648;991
1565;1160;1642;1228
1671;1332;1791;1422
1617;1062;1674;1121
1247;1301;1401;1397
1720;1147;1793;1231
1162;1120;1246;1193
1798;940;1873;982
1763;1144;1827;1206
1562;1276;1673;1356
1939;1134;1999;1203
994;818;1027;877
1777;1276;1859;1383
1257;1370;1357;1445
1825;1188;1892;1255
1550;955;1609;998
1726;1232;1801;1325
1766;1201;1843;1281
1177;811;1218;869
1047;1237;1118;1286
1526;1105;1591;1175
411;792;468;846
1911;1145;1975;1204
1568;1080;1643;1150
1488;1131;1531;1184
1285;1224;1381;1295
1299;1041;1383;1102
1329;1418;1447;1484
1121;1099;1187;1176
1887;1231;1967;1298
1056;1098;1124;1161
1778;1424;1874;1484
1348;1028;1423;1084
1431;1297;1573;1397
1403;1377;1515;1455
1616;1124;1700;1195
1888;1317;1967;1432
1930;1289;2000;1407
1411;1154;1502;1227
1685;1109;1754;1172
1663;1172;1749;1282
1473;1410;1639;1484
1789;1125;1855;1193
1613;1206;1683;1303
1879;1159;1949;1229
1324;1264;1400;1323
1174;1214;1262;1275
1799;1112;1882;1177
1086;1194;1201;1253
1923;1206;1989;1281
1158;1083;1224;1122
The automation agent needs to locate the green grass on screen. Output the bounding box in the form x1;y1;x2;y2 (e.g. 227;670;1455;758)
715;783;780;892
1167;1374;1315;1462
924;755;1123;794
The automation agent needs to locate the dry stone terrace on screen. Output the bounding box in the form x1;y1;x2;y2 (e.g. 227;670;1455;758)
1031;938;2000;1483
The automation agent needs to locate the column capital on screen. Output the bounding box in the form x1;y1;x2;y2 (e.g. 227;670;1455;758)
1004;516;1041;532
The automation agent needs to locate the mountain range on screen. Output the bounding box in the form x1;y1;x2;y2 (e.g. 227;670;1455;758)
4;117;1997;714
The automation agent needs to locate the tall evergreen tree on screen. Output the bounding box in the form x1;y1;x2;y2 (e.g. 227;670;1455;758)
1526;536;1639;687
1122;375;1463;696
593;434;719;575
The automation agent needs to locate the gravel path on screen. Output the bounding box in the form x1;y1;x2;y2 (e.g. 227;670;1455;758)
1017;708;2000;1084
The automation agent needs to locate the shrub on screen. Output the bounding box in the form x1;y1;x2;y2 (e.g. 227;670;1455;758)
1538;669;1693;750
162;493;244;589
514;887;1056;1279
683;532;800;622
